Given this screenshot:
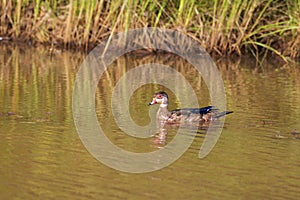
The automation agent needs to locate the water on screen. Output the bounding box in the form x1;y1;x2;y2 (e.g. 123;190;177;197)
1;45;300;199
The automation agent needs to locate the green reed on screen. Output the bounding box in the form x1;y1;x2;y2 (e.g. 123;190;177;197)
0;0;299;61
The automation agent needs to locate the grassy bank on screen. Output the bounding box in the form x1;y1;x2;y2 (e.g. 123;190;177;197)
0;0;299;61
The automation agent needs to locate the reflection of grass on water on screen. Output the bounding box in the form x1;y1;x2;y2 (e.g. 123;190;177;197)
0;0;299;61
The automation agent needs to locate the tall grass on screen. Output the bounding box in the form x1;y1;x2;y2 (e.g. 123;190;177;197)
0;0;299;61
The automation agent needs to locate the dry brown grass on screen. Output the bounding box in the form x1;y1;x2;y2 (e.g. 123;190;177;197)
0;0;299;61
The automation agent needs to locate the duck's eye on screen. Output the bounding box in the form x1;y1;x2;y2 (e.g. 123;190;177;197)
157;95;162;98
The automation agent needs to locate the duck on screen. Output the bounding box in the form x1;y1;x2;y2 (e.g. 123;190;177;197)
148;91;233;125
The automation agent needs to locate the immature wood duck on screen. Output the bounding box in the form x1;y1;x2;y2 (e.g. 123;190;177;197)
148;91;233;124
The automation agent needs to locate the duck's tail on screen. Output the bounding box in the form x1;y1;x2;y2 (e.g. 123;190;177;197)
213;111;233;119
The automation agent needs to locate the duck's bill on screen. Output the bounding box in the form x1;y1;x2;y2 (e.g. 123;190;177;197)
148;98;156;106
148;101;155;106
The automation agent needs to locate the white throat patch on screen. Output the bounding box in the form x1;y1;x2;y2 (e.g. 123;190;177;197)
160;104;168;108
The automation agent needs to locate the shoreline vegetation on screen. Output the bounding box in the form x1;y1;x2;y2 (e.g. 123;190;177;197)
0;0;299;62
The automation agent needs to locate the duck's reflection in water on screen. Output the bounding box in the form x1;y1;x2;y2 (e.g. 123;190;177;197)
151;119;211;147
151;119;226;148
152;127;168;146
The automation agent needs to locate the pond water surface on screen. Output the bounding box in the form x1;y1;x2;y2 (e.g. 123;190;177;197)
1;45;300;199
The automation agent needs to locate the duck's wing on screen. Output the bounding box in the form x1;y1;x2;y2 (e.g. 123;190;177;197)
171;106;217;116
168;106;232;124
167;106;216;124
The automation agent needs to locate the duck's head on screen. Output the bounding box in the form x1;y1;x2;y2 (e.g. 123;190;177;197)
148;91;169;106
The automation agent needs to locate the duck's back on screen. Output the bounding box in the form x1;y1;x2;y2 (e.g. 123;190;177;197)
166;106;216;124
